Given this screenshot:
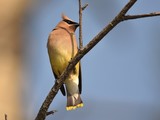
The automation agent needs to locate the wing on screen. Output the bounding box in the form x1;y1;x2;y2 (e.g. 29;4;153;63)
47;30;66;96
52;70;66;96
79;62;82;94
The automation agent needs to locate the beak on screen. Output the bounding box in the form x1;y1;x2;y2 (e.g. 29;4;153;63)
74;22;79;28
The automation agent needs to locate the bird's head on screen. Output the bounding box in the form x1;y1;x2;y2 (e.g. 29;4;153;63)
56;14;79;33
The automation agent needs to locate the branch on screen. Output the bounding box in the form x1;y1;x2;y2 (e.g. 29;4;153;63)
123;12;160;20
82;3;88;11
78;1;88;49
78;0;83;49
46;110;57;116
35;0;160;119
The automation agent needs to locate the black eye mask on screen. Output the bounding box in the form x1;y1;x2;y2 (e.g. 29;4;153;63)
63;19;77;25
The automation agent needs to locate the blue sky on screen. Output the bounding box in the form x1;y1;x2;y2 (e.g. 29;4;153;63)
23;1;160;119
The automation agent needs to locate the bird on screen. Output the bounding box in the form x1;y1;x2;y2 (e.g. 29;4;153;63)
47;14;83;111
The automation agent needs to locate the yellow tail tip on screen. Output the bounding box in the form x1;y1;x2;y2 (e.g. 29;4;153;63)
66;103;84;111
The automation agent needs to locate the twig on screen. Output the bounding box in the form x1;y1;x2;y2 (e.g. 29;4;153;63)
82;3;88;11
78;1;88;49
35;0;160;120
123;12;160;21
79;0;83;49
46;110;57;116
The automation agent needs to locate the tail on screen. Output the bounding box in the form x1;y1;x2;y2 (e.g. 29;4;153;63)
66;93;83;111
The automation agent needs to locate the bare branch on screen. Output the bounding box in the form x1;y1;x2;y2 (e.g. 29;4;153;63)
46;110;57;116
123;12;160;21
79;0;83;49
78;1;88;49
118;0;137;16
82;3;88;11
35;0;160;120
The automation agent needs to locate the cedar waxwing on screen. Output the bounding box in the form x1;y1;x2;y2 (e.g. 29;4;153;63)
47;14;83;111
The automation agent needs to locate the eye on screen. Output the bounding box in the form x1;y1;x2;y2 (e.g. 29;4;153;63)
63;19;74;24
66;20;72;24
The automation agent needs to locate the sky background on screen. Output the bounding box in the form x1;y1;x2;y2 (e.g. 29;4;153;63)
23;0;160;120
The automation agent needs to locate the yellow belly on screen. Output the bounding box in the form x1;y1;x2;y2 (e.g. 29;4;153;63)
50;49;70;76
